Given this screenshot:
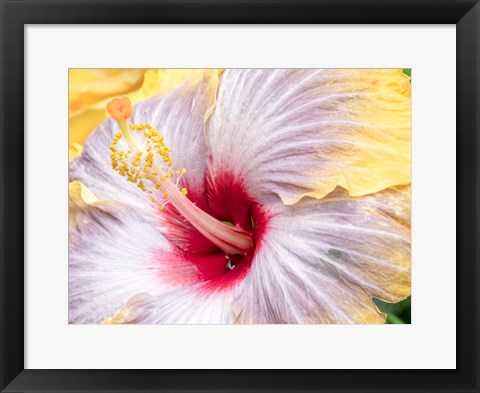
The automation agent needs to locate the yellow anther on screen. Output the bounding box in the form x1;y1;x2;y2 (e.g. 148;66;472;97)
138;181;147;191
159;206;164;211
109;115;191;206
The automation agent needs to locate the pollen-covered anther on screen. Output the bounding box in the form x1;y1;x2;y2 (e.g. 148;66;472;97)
109;117;189;208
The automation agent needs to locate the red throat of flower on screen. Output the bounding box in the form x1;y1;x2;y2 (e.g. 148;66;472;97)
107;97;268;289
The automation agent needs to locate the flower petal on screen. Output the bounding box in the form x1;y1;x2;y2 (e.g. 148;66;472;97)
69;70;219;212
69;109;106;160
127;69;215;103
69;181;201;324
69;69;146;116
233;186;411;323
207;69;411;205
101;248;256;324
101;287;238;324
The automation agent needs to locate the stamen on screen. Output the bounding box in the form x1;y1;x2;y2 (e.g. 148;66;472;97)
107;98;254;255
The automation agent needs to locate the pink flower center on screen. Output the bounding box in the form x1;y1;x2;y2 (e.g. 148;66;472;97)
107;98;269;289
159;169;270;289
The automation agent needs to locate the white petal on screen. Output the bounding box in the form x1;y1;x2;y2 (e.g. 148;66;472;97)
233;186;411;324
107;286;237;324
207;69;411;205
69;183;201;324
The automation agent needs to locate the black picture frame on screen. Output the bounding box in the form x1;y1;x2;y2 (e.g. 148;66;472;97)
1;1;478;392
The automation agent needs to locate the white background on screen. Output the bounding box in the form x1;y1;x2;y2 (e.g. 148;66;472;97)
25;25;456;369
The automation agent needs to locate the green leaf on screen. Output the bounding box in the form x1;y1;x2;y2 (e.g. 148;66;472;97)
374;296;411;324
402;68;411;77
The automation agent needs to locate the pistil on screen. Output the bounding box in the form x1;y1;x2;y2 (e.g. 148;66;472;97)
107;97;254;255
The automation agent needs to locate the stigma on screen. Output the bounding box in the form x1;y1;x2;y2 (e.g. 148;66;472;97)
107;97;254;256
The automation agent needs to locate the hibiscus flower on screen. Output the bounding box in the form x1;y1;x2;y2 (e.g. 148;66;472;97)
69;69;411;324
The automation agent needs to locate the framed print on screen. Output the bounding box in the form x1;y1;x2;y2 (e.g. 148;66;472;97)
1;0;479;392
68;67;412;326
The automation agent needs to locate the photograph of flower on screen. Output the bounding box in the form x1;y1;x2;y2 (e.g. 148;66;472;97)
69;69;411;324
